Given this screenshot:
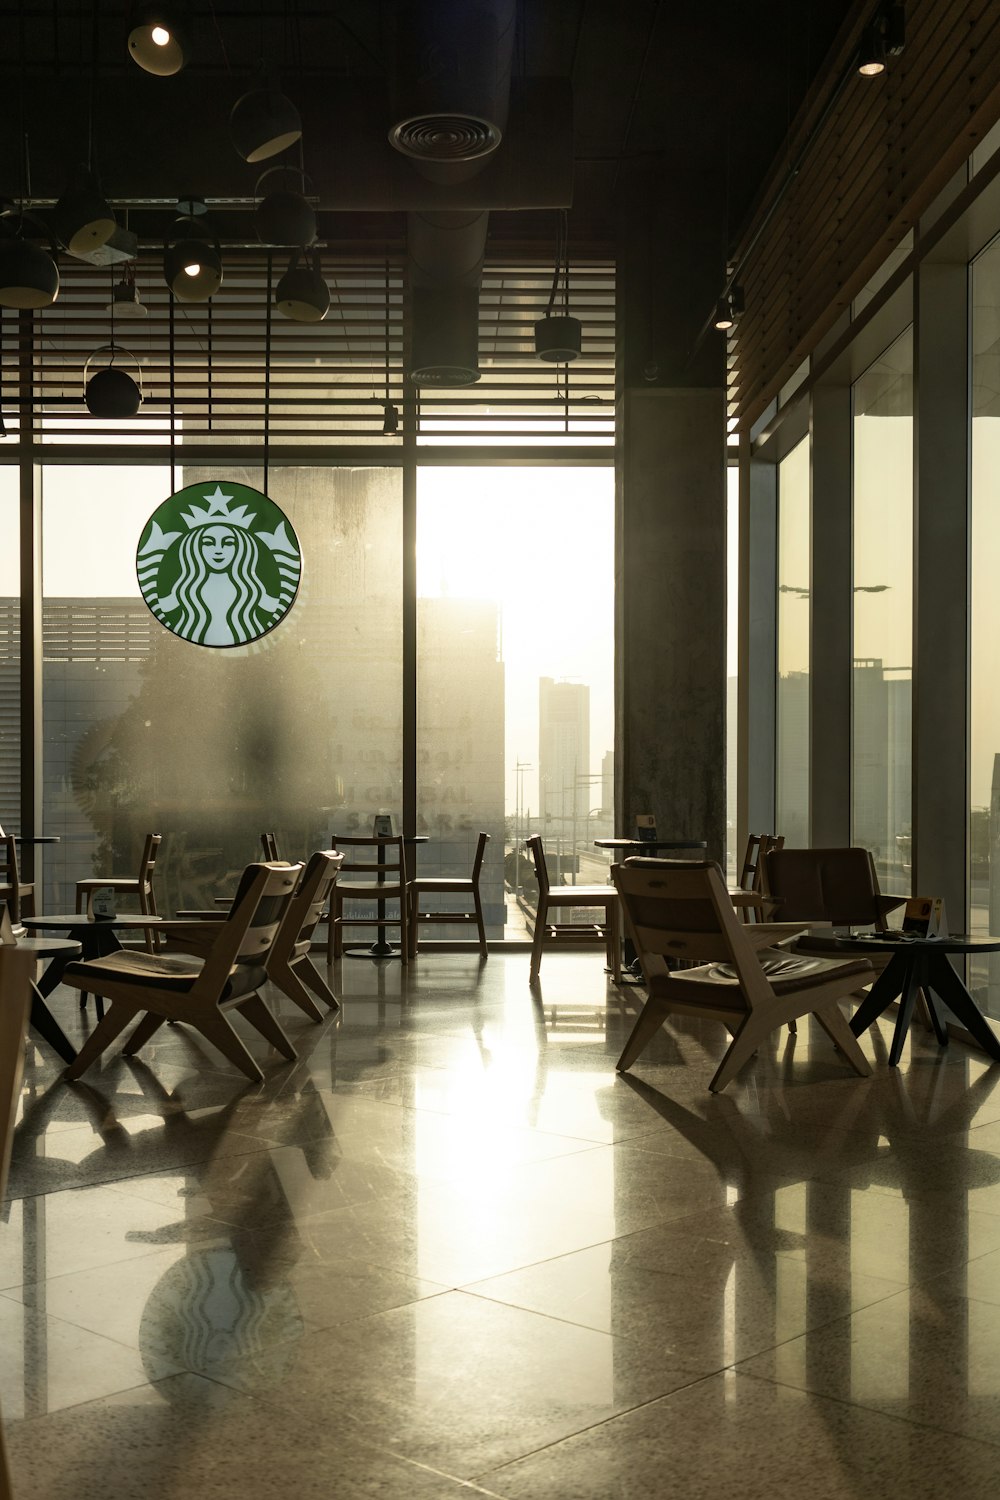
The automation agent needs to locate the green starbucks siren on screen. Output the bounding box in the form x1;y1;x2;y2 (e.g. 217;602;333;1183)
136;482;301;648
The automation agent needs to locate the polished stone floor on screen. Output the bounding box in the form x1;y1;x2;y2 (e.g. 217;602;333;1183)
5;951;1000;1497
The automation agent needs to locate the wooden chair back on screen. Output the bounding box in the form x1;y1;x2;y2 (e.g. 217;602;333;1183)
764;846;893;928
470;830;490;882
260;832;280;861
525;835;551;898
193;862;303;999
0;835;25;924
739;833;784;893
331;835;407;883
271;850;343;964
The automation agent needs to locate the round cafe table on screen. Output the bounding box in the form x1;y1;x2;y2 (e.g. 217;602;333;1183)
793;930;1000;1067
14;936;81;1064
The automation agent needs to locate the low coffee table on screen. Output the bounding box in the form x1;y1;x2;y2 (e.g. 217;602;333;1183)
793;930;1000;1067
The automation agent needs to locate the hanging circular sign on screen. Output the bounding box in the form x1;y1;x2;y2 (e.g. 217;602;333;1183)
136;481;301;648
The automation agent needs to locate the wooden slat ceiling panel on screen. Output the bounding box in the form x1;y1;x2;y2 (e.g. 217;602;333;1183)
0;256;615;448
729;0;1000;431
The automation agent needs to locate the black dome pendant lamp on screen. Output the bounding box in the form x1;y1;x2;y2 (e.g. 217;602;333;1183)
534;210;581;363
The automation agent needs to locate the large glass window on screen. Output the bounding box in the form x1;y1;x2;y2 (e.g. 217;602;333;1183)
852;328;913;894
776;439;810;846
971;233;1000;1015
40;464;402;910
416;466;614;938
0;465;18;831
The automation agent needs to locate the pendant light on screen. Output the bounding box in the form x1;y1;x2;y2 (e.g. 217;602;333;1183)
255;166;316;247
275;246;329;322
54;164;116;255
127;6;187;75
107;261;147;318
230;81;302;164
534;210;581;362
84;343;143;418
0;205;59;310
164;203;222;301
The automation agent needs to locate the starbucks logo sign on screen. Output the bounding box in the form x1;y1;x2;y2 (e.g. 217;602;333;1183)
136;482;301;648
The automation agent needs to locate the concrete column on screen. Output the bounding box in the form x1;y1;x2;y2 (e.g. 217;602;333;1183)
738;439;776;851
913;259;968;921
615;386;726;860
810;384;853;845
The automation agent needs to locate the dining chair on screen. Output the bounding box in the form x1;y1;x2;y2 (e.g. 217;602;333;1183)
260;832;280;861
75;831;162;920
737;832;784;922
326;835;409;964
173;851;344;1021
0;833;34;928
61;861;303;1085
613;857;875;1092
525;834;621;984
0;944;37;1500
407;831;490;957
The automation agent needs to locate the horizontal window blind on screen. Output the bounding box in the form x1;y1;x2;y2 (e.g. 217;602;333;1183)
0;254;614;450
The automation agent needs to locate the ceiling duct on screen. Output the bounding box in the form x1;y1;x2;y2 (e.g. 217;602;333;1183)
389;1;516;387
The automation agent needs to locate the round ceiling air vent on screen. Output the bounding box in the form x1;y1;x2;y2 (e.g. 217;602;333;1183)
389;114;501;162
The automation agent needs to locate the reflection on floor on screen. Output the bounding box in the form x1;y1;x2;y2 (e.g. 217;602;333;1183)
4;952;1000;1497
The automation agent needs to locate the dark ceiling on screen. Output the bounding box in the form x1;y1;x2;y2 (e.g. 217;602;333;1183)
4;1;857;255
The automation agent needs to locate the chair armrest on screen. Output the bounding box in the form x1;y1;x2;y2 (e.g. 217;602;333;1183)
746;921;831;950
175;910;227;921
877;894;907;915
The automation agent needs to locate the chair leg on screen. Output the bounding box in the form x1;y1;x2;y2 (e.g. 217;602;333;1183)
267;960;324;1022
813;1003;873;1078
529;896;547;983
64;1001;142;1079
236;993;297;1061
607;900;622;984
196;1012;265;1084
616;996;672;1071
299;958;340;1010
474;888;488;957
408;890;419;959
122;1012;169;1056
398;893;409;967
708;1012;771;1093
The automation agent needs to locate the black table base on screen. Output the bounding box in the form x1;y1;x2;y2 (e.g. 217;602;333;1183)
850;947;1000;1067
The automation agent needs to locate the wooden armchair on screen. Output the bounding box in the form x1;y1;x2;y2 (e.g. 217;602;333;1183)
75;831;161;919
61;861;303;1085
762;846;905;931
613;858;875;1092
525;835;621;984
408;830;490;956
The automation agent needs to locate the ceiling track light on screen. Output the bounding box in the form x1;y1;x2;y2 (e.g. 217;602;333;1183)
164;203;223;301
713;285;744;332
381;401;399;436
858;2;905;77
127;6;187;75
83;342;143;418
0;209;60;310
275;246;329;322
54;165;116;256
230;81;303;164
107;263;147;318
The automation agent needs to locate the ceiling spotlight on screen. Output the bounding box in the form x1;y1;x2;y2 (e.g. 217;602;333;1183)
275;247;329;322
54;166;116;256
381;402;399;436
857;22;886;75
713;296;735;332
858;4;904;77
107;265;147;318
0;233;60;309
164;206;222;301
128;7;186;75
534;313;582;362
84;344;143;419
230;84;302;164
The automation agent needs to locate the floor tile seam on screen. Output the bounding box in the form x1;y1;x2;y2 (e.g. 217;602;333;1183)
4;1373;158;1427
0;1234;217;1296
468;1368;729;1484
0;1284;197;1369
733;1366;1000;1450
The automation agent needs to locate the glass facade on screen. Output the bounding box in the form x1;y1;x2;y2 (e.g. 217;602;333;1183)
971;233;1000;1012
39;464;402;911
776;439;810;847
416;466;614;939
852;328;913;896
0;465;17;831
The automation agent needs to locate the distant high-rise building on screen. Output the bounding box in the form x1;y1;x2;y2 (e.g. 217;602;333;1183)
538;677;590;834
601;749;614;817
